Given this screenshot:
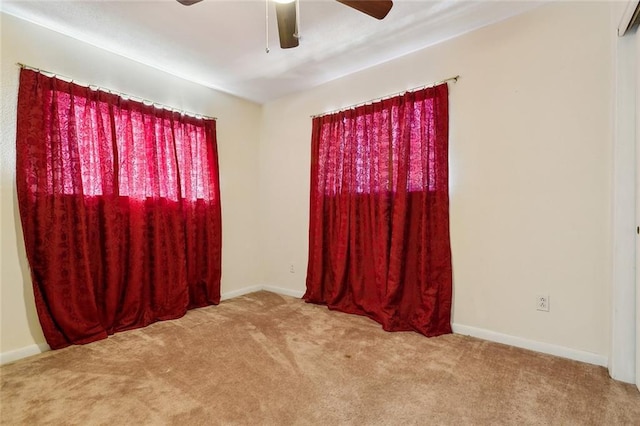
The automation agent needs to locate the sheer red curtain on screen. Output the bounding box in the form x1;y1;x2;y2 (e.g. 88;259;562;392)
304;84;452;336
16;69;222;349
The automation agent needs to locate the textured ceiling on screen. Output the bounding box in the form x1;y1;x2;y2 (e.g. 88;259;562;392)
1;0;542;103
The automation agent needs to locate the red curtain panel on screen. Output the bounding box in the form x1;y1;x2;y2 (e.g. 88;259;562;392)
304;84;452;337
16;69;222;349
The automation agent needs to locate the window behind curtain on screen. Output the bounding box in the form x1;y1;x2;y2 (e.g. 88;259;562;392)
317;98;440;195
16;69;222;349
305;84;452;337
41;89;217;202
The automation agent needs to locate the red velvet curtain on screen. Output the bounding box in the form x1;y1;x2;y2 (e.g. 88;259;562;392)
16;69;222;349
304;84;452;337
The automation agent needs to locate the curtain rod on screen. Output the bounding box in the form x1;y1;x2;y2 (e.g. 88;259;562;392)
16;63;218;121
310;75;460;119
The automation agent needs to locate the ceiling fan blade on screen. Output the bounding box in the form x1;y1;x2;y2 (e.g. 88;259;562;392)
336;0;393;20
176;0;203;5
275;1;299;49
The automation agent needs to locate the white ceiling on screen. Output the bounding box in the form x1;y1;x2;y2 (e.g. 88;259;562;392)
1;0;542;103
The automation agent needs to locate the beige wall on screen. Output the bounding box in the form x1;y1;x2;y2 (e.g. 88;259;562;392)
0;13;263;354
259;1;614;357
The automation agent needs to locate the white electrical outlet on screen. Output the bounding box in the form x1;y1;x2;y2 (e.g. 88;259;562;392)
536;294;550;312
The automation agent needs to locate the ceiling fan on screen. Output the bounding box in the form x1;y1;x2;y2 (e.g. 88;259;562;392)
176;0;393;49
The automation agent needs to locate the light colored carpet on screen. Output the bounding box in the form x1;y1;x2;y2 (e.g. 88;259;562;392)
1;291;639;425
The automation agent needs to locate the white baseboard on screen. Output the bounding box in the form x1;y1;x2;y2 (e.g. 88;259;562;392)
261;284;305;299
221;284;305;301
1;342;50;365
452;323;608;367
220;285;263;301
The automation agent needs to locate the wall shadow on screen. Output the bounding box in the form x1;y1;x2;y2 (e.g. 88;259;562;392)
12;183;47;346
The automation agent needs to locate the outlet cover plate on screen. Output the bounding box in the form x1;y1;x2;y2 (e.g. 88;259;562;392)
536;294;550;312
